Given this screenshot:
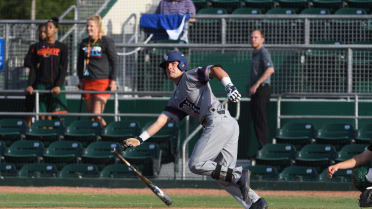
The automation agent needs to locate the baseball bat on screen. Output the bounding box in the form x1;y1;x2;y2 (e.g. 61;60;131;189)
112;148;172;206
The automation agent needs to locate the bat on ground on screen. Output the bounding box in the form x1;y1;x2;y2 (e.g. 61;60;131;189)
112;148;172;206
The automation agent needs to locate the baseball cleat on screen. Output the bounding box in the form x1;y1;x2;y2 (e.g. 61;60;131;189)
359;189;372;207
249;197;268;209
237;169;250;202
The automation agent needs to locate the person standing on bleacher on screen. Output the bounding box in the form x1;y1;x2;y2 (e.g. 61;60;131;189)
155;0;196;43
249;29;275;149
26;17;69;122
24;23;47;127
77;15;118;127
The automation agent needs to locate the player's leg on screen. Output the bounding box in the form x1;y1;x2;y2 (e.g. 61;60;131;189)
92;96;108;127
188;114;242;181
216;117;267;208
250;85;271;148
51;85;68;122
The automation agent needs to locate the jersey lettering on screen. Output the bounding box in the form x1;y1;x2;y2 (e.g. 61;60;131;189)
179;98;200;114
37;48;61;57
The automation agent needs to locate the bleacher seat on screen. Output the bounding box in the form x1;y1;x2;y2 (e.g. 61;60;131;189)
335;7;367;14
0;162;17;177
101;121;141;143
232;7;263;14
335;144;368;162
279;165;319;181
315;123;354;145
43;140;83;167
100;164;137;178
255;144;296;167
144;121;179;163
189;8;228;44
319;167;353;182
210;0;241;13
227;8;263;44
275;122;315;147
331;8;368;43
356;123;372;144
26;120;64;145
64;120;102;145
311;0;344;12
352;41;372;66
59;163;99;178
193;0;210;12
0;140;6;156
243;0;275;11
347;0;372;9
264;8;299;44
81;141;120;167
0;118;27;145
277;0;309;9
300;8;330;14
18;163;58;178
196;7;228;14
123;142;162;177
266;8;298;14
295;144;337;169
4;140;44;167
247;165;279;181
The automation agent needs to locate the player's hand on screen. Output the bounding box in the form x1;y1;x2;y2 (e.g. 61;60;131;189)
225;84;241;102
328;164;339;179
26;86;34;95
123;137;141;148
250;83;259;95
51;86;61;95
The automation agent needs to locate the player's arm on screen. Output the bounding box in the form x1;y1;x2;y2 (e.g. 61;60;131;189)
328;149;372;178
26;45;38;95
124;113;171;147
250;66;274;95
209;65;241;102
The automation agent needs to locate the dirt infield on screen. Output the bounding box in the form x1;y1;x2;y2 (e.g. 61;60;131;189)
0;186;360;209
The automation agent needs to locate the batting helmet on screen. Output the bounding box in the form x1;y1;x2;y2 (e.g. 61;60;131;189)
159;50;188;71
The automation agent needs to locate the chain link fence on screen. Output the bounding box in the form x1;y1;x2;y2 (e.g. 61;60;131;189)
1;13;372;95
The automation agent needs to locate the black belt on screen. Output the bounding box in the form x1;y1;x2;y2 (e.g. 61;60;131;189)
260;83;270;87
201;108;226;127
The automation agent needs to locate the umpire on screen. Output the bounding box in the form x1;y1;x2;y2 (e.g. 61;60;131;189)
249;29;274;149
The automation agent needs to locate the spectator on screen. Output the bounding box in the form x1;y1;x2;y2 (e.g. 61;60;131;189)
26;17;69;121
24;23;47;126
249;29;274;149
77;15;118;127
155;0;196;43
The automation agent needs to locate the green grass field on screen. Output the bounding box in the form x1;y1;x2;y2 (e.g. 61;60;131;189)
0;193;361;208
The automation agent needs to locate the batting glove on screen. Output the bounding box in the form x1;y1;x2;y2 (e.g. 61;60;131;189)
225;84;241;102
123;137;143;149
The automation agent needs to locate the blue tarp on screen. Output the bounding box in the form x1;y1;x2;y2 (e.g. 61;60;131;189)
140;14;190;41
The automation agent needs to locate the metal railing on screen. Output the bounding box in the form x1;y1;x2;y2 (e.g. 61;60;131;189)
276;93;372;130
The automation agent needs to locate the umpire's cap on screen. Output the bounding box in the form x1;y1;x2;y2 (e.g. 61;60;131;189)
159;50;188;71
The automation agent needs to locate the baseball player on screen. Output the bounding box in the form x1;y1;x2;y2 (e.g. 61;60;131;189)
124;50;268;209
328;144;372;207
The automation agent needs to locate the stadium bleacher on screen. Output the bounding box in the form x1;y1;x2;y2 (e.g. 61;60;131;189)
0;0;372;186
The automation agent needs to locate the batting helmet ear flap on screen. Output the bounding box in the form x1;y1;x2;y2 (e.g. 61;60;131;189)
178;60;188;71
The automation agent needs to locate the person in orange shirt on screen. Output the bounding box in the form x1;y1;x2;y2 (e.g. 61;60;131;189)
77;15;118;127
